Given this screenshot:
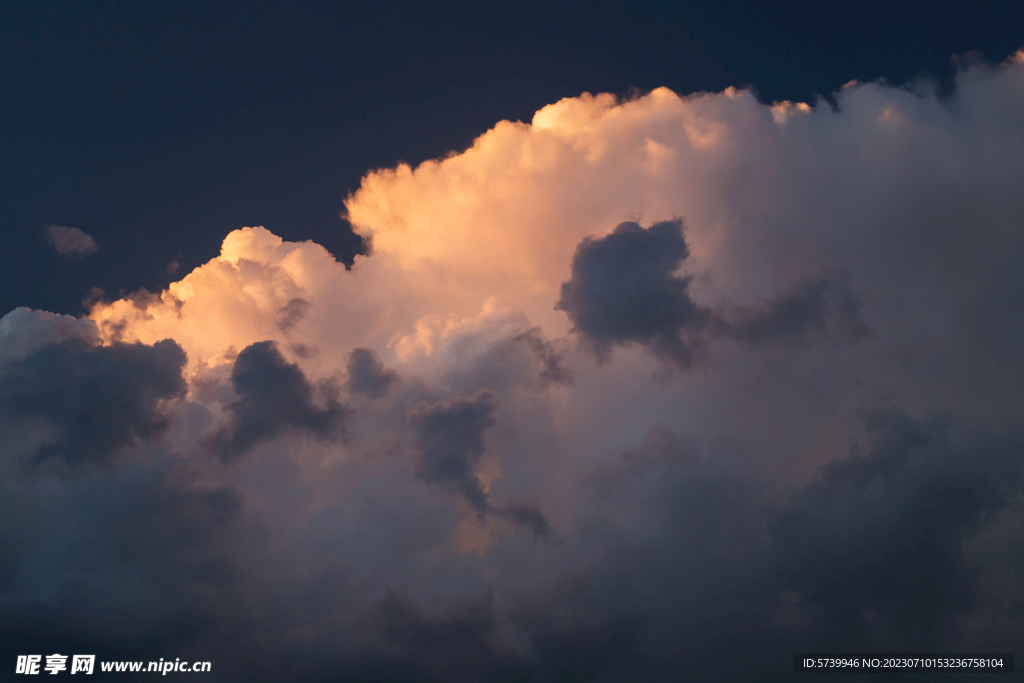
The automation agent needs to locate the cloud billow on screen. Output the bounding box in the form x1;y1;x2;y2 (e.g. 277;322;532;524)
205;340;348;461
3;52;1024;681
556;219;711;367
408;390;551;536
769;410;1024;650
0;335;187;466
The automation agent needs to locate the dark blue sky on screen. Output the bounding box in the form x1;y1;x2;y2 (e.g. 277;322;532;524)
2;0;1022;316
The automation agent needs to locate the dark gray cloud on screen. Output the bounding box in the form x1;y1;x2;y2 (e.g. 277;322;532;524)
206;341;348;461
556;219;711;367
769;410;1024;650
408;390;500;515
514;328;574;387
407;390;551;538
459;411;1024;681
277;298;311;332
339;586;642;683
0;336;186;466
557;220;869;367
500;503;552;539
716;272;870;344
346;348;398;398
344;590;512;683
2;377;1022;682
0;469;248;675
618;413;1024;665
405;389;552;540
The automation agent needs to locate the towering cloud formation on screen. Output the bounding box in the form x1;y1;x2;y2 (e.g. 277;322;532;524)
2;51;1024;681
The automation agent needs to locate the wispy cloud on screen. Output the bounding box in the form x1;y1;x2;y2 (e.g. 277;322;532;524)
46;224;98;256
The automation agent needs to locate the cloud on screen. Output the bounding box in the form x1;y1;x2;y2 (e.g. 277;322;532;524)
277;297;311;332
85;226;365;377
205;340;348;461
0;307;99;363
407;390;552;538
346;348;397;398
556;219;711;366
500;502;552;538
715;271;870;344
46;224;98;256
0;333;186;467
408;390;500;514
2;50;1024;681
770;410;1024;650
514;327;574;387
555;220;867;366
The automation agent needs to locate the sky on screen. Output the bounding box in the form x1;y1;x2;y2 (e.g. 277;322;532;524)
2;1;1024;681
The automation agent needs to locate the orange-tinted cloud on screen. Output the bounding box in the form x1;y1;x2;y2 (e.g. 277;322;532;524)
1;51;1020;680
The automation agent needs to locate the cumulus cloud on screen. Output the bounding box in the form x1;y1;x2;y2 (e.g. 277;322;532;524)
45;224;98;256
2;50;1024;681
0;307;100;363
0;330;186;467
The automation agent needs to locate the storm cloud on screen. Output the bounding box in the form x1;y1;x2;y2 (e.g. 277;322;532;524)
556;219;711;366
408;390;500;514
205;340;348;461
346;347;398;398
716;271;870;344
770;410;1024;650
3;52;1024;681
556;220;870;365
0;334;186;467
